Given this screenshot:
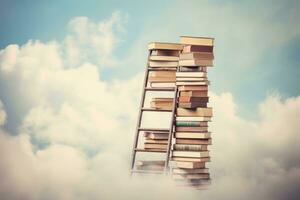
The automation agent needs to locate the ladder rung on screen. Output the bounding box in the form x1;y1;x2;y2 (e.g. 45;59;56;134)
138;128;170;132
141;108;172;112
131;169;165;174
134;148;167;153
145;87;175;91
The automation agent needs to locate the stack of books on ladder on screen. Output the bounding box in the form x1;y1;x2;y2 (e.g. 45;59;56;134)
135;42;183;173
171;36;214;189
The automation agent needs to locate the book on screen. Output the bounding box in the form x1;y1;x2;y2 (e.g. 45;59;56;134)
176;72;207;78
149;61;178;68
145;139;168;144
176;77;207;82
176;121;208;127
178;96;209;103
136;165;164;171
172;168;209;174
172;151;209;158
148;77;176;82
149;71;175;79
179;59;213;67
144;143;167;149
180;36;214;46
176;138;212;145
175;126;208;132
176;116;211;122
180;91;208;97
178;102;208;109
178;85;208;91
151;49;180;56
179;52;214;60
183;45;214;53
151;97;173;108
179;66;207;72
172;157;210;162
172;173;210;180
149;55;179;61
176;81;210;86
173;144;208;151
176;161;206;169
177;107;213;117
148;42;183;50
174;132;211;139
144;132;169;140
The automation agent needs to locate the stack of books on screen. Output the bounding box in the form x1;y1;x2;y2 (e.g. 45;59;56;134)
172;36;214;189
143;131;168;151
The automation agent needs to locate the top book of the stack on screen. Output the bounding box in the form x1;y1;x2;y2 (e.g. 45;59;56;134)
180;36;214;46
148;42;184;50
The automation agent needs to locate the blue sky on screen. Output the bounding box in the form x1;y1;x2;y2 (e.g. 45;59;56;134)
1;0;299;120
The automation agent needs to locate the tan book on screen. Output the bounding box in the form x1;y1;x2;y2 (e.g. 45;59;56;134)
173;144;208;151
176;116;211;121
136;165;164;171
172;173;210;180
176;138;212;145
148;77;176;82
172;157;210;162
176;81;209;86
180;91;208;97
173;168;209;174
151;101;173;110
179;59;213;67
177;107;213;117
172;151;209;158
175;126;208;132
144;132;169;140
176;72;207;78
178;85;208;91
149;61;178;68
148;42;184;50
179;52;214;60
145;139;168;144
178;102;207;109
149;71;176;78
144;143;167;149
152;98;173;102
180;36;214;46
151;49;180;56
176;161;206;169
176;77;207;82
175;132;211;139
149;55;179;61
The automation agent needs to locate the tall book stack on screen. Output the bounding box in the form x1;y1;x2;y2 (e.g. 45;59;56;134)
171;36;214;189
137;42;183;171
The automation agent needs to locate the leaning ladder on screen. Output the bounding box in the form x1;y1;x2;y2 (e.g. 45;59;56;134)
130;49;178;175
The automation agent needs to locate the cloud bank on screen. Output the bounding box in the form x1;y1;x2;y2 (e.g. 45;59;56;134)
0;7;300;200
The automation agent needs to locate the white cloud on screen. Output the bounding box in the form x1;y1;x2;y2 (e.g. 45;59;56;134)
0;6;300;200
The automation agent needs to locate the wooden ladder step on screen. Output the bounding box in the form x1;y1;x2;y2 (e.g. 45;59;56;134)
131;169;165;174
134;148;167;153
138;128;170;132
145;87;175;91
141;108;172;112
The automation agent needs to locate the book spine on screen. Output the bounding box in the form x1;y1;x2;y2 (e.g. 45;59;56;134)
176;121;202;127
174;144;207;151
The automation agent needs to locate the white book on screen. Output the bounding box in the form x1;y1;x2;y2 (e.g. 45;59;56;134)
176;81;210;86
172;151;209;158
175;132;211;139
149;55;179;61
149;61;178;67
176;72;207;77
176;77;207;81
150;82;175;88
176;116;211;121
